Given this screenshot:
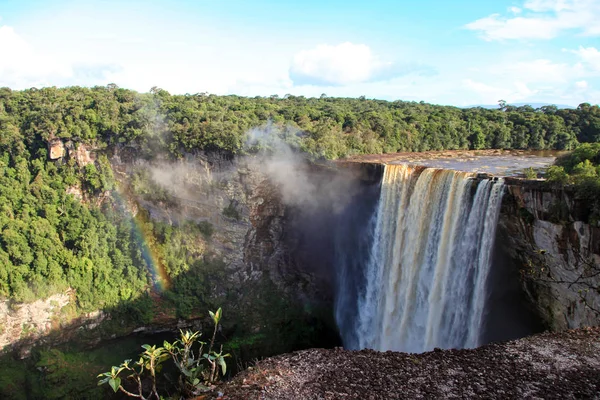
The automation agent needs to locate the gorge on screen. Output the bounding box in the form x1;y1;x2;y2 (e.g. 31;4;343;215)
2;139;599;398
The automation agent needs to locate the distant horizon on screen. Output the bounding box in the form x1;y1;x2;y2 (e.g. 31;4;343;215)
1;0;599;106
3;84;597;109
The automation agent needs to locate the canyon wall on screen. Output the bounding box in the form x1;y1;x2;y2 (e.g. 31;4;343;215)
497;179;600;331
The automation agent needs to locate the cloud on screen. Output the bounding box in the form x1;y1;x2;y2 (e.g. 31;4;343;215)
570;46;600;72
465;0;600;40
463;79;538;102
493;59;572;83
290;42;385;86
0;25;117;88
459;53;600;105
289;42;432;86
0;25;71;87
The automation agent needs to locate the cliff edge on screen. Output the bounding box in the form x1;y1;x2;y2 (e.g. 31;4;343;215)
213;327;600;399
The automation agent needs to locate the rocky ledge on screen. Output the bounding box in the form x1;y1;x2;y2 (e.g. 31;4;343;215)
212;327;600;399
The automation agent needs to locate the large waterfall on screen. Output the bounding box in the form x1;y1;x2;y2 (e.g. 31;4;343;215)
336;164;505;353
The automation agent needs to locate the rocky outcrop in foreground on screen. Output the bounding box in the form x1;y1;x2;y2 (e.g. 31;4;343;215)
214;327;600;399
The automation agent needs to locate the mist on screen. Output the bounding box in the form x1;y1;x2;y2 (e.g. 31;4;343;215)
245;123;362;213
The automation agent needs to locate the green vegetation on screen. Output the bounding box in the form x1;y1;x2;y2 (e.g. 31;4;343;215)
2;87;599;163
0;334;165;400
524;167;538;180
546;143;600;221
222;201;241;220
98;308;228;399
0;141;147;308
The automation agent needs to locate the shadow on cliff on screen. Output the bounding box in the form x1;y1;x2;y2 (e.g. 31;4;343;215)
483;202;548;344
0;257;342;400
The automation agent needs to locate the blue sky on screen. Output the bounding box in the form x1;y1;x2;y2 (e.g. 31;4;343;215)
0;0;599;106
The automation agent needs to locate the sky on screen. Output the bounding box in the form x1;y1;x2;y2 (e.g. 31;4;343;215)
0;0;599;106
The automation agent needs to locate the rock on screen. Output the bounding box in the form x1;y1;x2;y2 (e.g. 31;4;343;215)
66;185;83;200
498;181;600;330
68;143;94;166
213;327;600;399
48;138;65;159
0;293;70;352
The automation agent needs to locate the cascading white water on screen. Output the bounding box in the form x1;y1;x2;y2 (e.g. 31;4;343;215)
349;164;505;353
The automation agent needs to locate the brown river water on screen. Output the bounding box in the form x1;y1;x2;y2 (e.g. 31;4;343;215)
342;149;567;177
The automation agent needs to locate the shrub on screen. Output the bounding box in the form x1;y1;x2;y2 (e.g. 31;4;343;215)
98;308;229;399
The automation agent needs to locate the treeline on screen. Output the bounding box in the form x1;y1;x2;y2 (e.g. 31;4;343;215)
1;86;599;161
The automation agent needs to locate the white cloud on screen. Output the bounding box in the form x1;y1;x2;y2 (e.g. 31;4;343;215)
0;25;73;87
289;42;395;86
456;53;600;106
509;6;523;13
465;0;600;40
463;78;539;102
524;0;573;12
494;59;572;83
570;46;600;71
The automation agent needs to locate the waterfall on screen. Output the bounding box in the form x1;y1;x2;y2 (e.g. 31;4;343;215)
337;164;505;353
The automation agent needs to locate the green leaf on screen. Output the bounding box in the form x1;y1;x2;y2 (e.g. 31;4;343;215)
218;356;227;375
108;377;121;392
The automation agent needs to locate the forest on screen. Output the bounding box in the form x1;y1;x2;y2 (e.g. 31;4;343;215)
1;85;600;312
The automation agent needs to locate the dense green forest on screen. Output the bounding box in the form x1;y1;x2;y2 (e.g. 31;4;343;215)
1;85;600;310
1;86;599;160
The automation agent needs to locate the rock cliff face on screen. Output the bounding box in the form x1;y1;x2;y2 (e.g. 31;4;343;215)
3;144;344;354
108;149;349;351
498;179;600;331
0;293;70;352
111;151;323;301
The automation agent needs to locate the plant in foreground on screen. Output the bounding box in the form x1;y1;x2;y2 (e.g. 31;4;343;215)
98;307;229;399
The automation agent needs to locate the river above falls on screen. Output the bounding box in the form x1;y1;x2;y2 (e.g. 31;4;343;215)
342;150;566;177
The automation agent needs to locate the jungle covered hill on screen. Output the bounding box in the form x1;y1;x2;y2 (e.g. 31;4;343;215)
1;86;599;161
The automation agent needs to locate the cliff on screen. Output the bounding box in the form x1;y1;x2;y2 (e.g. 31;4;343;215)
1;145;343;356
498;179;600;331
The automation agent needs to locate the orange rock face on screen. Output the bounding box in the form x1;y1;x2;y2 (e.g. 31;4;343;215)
48;139;65;159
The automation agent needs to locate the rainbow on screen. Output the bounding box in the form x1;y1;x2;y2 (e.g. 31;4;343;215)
111;186;171;292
